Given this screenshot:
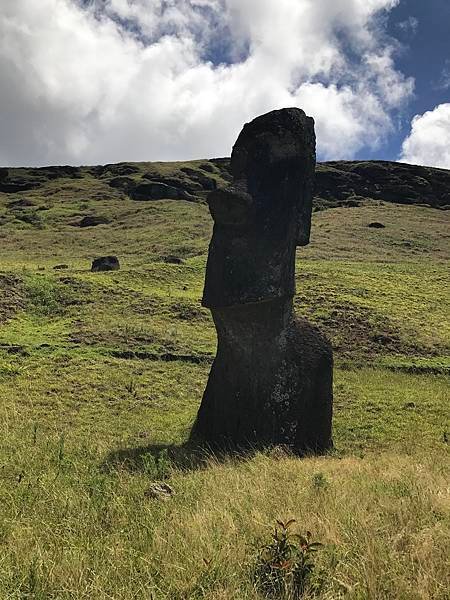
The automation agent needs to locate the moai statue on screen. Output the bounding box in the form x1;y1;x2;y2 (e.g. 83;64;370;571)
190;108;333;453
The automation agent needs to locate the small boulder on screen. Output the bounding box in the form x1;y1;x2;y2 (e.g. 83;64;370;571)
78;215;110;228
53;264;69;270
161;255;184;265
144;483;174;500
367;222;386;228
91;256;120;272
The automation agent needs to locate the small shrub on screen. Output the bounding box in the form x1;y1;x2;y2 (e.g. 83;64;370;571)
142;449;172;480
311;472;329;491
254;519;322;599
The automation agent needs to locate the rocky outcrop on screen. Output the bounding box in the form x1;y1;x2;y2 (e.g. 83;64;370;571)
191;108;333;454
1;157;448;209
128;181;194;202
314;160;450;209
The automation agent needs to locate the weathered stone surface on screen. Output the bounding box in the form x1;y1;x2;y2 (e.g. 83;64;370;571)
144;483;174;500
191;108;333;454
91;256;120;272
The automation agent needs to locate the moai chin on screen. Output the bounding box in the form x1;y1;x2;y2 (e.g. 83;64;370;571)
191;108;333;453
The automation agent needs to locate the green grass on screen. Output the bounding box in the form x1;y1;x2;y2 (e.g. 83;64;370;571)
0;160;449;598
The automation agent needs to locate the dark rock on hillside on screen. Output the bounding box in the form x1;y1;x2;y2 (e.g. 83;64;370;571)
314;161;450;209
101;163;141;177
0;165;81;194
0;179;41;193
209;158;233;182
78;215;110;227
142;172;201;192
34;165;82;179
107;176;135;191
8;198;36;208
367;222;386;229
180;167;217;190
198;162;216;173
161;254;183;264
129;181;194;201
91;256;120;272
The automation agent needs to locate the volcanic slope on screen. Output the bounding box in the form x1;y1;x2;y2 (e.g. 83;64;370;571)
0;158;448;599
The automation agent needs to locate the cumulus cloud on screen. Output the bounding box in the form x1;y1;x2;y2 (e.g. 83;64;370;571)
0;0;413;166
399;103;450;169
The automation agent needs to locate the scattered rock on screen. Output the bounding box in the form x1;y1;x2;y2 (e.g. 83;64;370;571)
91;256;120;272
128;181;193;201
7;199;36;209
78;215;110;228
144;483;174;500
367;222;386;228
161;255;183;264
53;264;69;270
404;402;416;409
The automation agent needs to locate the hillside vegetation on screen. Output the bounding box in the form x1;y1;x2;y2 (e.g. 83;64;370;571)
0;159;449;599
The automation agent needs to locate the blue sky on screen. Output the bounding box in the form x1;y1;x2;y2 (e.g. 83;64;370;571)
0;0;449;168
381;0;450;161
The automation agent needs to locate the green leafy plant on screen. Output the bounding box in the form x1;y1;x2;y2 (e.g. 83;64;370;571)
254;519;322;598
312;472;329;491
142;449;172;480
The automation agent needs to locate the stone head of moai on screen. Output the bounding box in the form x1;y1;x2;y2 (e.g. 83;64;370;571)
203;108;316;309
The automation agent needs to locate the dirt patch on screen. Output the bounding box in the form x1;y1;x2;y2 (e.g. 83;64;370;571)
295;299;437;360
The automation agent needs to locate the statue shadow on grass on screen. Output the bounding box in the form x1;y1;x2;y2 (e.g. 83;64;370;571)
102;439;241;474
102;437;328;476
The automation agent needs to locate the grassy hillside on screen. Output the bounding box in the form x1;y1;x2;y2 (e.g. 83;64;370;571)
0;161;449;599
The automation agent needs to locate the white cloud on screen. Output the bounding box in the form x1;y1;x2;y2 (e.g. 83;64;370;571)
399;103;450;169
0;0;413;166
